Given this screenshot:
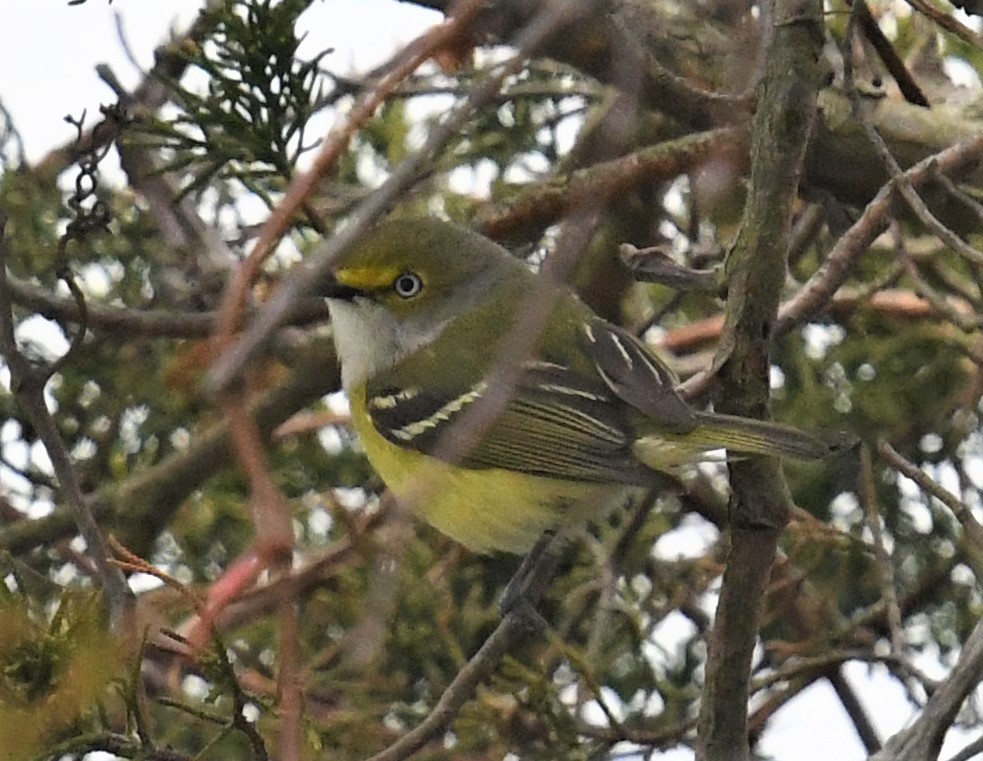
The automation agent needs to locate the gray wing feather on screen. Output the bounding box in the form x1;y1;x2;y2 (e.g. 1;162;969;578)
581;321;695;432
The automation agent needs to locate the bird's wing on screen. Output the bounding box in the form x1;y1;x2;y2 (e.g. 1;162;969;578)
363;359;654;485
579;320;696;432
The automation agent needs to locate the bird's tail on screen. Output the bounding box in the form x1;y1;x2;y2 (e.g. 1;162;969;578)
691;412;850;460
634;412;852;471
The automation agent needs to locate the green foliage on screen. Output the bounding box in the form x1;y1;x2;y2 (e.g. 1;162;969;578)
0;578;120;761
140;0;331;203
0;170;67;277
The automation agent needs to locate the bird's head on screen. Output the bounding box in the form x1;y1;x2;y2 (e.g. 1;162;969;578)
323;218;525;388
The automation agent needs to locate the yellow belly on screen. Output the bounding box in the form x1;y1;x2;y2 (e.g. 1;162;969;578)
348;386;623;554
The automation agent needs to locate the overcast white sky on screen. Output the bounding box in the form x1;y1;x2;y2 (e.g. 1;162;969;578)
1;2;976;760
0;0;439;162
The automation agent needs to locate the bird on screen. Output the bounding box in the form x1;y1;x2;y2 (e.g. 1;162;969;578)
323;217;840;555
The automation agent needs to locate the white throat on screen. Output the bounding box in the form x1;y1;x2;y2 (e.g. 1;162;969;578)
327;297;449;391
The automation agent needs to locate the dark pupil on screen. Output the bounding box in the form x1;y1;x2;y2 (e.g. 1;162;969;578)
395;274;419;296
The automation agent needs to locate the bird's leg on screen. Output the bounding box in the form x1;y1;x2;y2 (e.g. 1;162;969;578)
498;529;562;630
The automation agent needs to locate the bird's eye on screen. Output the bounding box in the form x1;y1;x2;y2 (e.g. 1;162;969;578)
393;272;423;298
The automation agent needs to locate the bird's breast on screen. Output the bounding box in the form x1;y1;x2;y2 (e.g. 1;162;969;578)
347;385;626;554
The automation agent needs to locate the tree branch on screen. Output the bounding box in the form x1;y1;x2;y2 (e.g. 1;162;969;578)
697;0;825;758
411;0;752;130
0;216;134;625
871;615;983;761
0;336;341;559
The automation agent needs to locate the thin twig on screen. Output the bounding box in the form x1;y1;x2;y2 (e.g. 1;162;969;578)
0;217;134;627
900;246;982;330
858;444;904;653
828;668;882;753
903;0;983;48
871;615;983;761
843;8;983;270
877;441;983;579
364;537;561;761
773;131;983;335
3;273;328;339
944;733;983;761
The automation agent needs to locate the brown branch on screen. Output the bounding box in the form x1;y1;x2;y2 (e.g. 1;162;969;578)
696;0;824;758
775;131;983;335
877;441;983;580
0;335;341;559
0;217;134;626
478;127;746;245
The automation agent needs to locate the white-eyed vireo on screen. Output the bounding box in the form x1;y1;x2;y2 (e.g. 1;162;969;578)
325;218;838;554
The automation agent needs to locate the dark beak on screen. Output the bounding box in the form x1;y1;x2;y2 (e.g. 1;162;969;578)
319;274;360;301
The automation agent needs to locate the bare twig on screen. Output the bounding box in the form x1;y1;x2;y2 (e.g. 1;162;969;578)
843;8;983;270
871;615;983;761
3;273;328;339
877;441;983;579
364;538;561;761
944;734;983;761
774;131;983;335
903;0;983;48
900;246;983;331
931;165;983;227
858;445;903;653
0;217;134;626
828;669;882;753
